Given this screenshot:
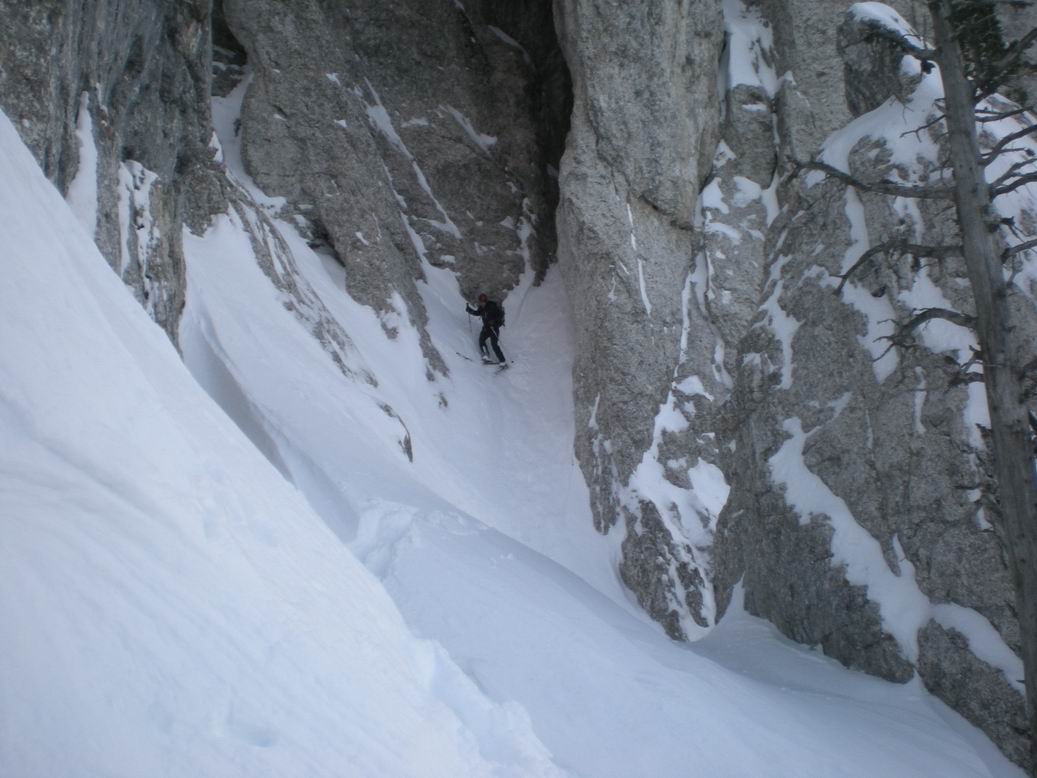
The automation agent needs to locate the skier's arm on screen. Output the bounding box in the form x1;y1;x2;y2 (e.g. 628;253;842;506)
465;304;478;316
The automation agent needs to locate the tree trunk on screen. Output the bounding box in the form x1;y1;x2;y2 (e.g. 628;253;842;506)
929;0;1037;770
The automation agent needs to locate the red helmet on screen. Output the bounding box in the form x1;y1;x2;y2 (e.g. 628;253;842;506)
478;293;488;303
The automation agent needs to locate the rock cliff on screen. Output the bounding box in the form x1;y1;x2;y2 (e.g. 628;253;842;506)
707;3;1037;766
554;0;727;638
1;0;1033;768
0;0;218;341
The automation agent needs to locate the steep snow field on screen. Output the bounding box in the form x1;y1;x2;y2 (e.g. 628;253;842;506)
0;111;561;778
0;91;1024;778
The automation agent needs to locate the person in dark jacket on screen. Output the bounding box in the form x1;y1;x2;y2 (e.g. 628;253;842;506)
465;293;506;364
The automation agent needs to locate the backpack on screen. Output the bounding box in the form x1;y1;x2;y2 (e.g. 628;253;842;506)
487;300;505;328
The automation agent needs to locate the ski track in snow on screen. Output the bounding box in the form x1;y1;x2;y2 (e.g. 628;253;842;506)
0;52;1027;776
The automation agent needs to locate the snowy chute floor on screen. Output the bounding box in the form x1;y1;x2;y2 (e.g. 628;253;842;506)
0;84;1024;778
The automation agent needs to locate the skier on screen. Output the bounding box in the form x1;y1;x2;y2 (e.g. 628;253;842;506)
465;293;506;365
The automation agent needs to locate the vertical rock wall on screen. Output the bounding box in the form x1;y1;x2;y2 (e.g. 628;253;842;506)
553;0;727;637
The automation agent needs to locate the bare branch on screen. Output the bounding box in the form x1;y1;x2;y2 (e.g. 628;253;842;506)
793;160;954;199
950;369;987;385
835;239;961;294
991;170;1037;196
980;123;1037;163
873;307;977;362
989;157;1037;189
1003;237;1037;259
976;104;1035;122
901;112;946;141
991;27;1037;80
899;307;977;332
856;20;937;60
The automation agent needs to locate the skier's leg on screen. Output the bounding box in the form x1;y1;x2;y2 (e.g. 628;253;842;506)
478;327;491;359
489;327;505;363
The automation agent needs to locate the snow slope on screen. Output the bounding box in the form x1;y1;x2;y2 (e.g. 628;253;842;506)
0;74;1026;777
179;207;1022;775
0;109;561;778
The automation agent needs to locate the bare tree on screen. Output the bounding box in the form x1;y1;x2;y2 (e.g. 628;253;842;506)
929;1;1037;767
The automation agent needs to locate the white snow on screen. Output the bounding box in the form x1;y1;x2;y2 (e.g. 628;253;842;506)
445;105;497;154
758;249;801;390
487;25;532;66
677;374;714;400
0;56;1027;778
66;91;98;237
913;366;927;434
0;108;561;778
636;258;652;315
722;0;779;96
700;177;728;214
839;188;899;382
625;201;638;251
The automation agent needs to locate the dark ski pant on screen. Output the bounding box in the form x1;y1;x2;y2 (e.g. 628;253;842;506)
479;325;505;363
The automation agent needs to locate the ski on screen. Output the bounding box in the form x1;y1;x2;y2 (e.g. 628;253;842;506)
455;351;511;371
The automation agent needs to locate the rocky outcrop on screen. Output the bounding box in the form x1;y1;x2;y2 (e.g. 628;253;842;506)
0;0;569;358
763;0;926;160
712;6;1035;765
553;0;726;635
0;0;219;341
221;0;567;373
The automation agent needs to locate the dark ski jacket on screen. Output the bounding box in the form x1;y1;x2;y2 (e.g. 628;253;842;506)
466;300;504;329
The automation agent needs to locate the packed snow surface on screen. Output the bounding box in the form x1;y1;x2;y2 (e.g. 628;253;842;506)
0;72;1025;778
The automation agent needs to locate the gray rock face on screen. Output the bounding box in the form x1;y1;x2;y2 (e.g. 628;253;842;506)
761;0;925;160
714;144;1031;764
222;0;566;372
919;622;1031;767
712;6;1035;765
553;0;724;632
0;0;218;342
